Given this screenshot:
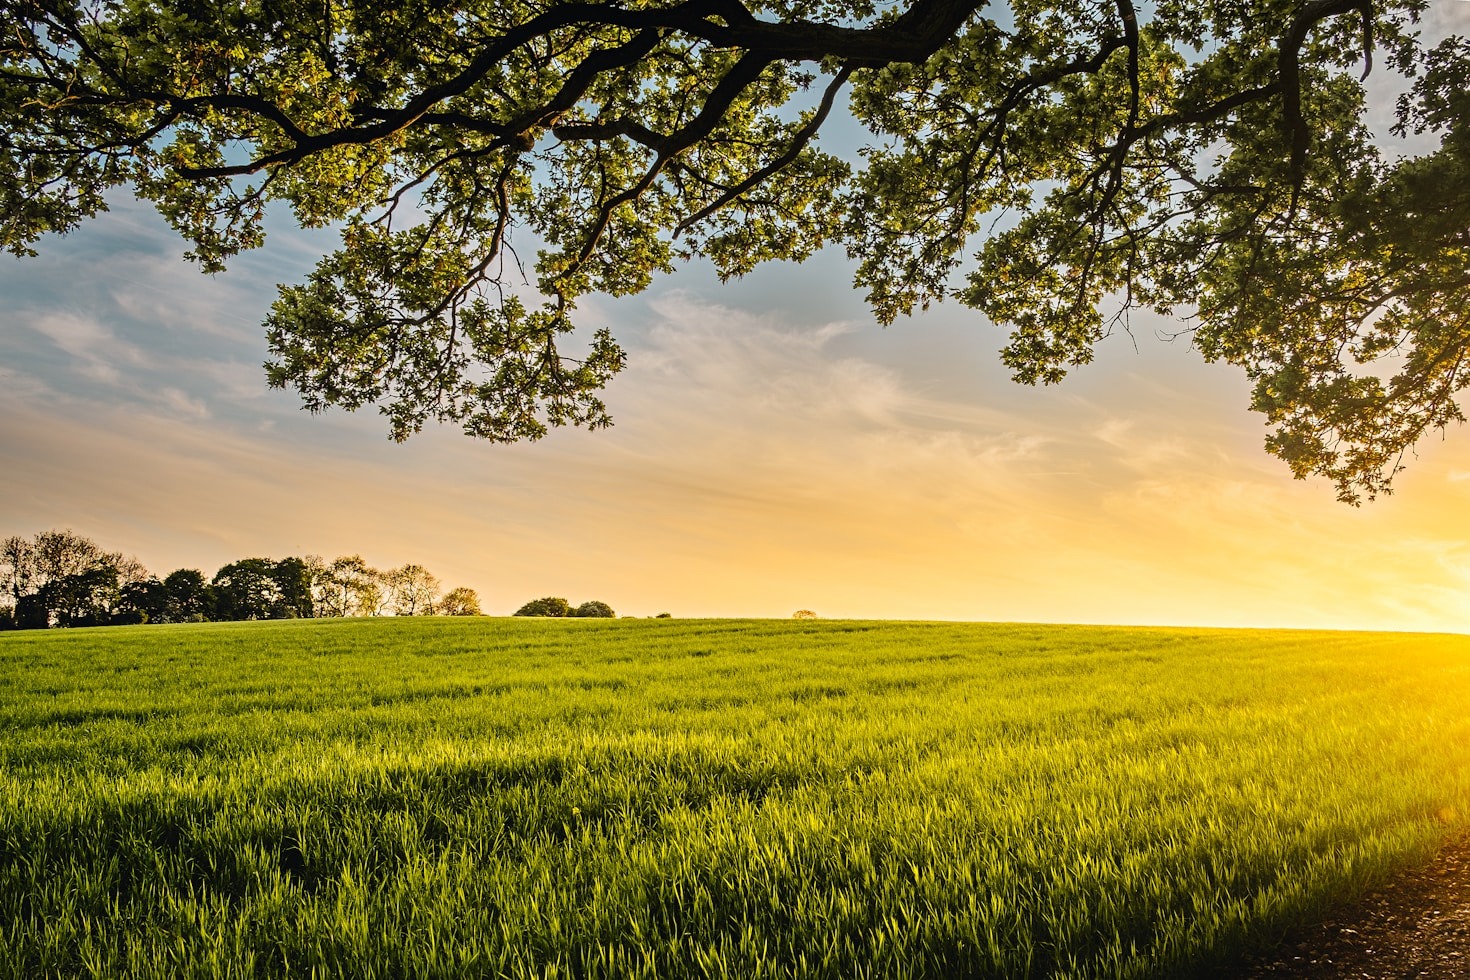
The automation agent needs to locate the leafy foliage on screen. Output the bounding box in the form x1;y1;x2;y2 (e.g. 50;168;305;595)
212;558;301;621
438;586;483;616
3;0;1467;498
161;569;213;623
1;530;147;628
384;563;441;616
572;599;616;618
515;596;571;617
313;555;385;618
42;566;122;628
1;529;475;628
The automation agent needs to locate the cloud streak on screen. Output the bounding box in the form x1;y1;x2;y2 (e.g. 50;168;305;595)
1;206;1468;631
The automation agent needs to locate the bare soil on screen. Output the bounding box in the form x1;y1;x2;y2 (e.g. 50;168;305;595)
1233;836;1470;978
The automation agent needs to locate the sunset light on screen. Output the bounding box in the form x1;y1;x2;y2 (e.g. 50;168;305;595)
5;0;1470;976
4;223;1468;631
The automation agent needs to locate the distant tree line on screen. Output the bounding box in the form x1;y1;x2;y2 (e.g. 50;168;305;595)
0;529;481;630
513;597;616;618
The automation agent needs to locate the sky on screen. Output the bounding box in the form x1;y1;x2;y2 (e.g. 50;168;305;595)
3;7;1470;632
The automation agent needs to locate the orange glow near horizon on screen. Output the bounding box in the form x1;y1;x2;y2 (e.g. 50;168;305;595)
4;271;1468;634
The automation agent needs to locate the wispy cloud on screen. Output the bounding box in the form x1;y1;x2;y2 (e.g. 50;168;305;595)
3;207;1470;631
154;387;211;421
23;310;140;385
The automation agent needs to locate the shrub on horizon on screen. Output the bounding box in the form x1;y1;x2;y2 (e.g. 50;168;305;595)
793;609;818;619
515;597;570;617
571;600;615;618
439;587;482;616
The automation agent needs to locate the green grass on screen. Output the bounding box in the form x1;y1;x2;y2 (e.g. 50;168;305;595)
3;618;1470;979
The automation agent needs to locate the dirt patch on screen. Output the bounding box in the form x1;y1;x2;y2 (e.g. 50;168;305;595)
1234;835;1470;978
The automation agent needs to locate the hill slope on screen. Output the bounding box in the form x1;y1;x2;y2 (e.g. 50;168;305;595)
3;618;1469;978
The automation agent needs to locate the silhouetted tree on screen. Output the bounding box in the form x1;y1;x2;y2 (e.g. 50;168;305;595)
316;555;384;617
212;559;284;621
163;569;213;623
385;563;440;616
33;529;107;583
572;601;616;619
110;554;151;590
2;529;111;617
14;594;47;630
303;554;334;615
0;531;484;628
209;557;317;620
1;530;149;628
438;587;482;617
45;565;121;627
1;535;34;610
273;557;315;619
117;577;170;625
515;597;570;618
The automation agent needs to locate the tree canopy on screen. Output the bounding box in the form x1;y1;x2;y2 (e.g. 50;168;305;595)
439;586;483;616
0;529;482;628
4;0;1466;500
515;596;572;617
573;600;617;617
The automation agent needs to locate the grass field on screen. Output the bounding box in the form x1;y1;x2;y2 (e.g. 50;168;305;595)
3;618;1470;979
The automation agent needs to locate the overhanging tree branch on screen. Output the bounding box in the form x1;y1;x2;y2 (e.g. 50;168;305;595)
1;0;1462;500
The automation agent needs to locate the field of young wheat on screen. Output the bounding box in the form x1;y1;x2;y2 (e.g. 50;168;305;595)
2;617;1469;979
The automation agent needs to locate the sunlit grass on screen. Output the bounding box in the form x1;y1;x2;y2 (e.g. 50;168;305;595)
2;618;1469;978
